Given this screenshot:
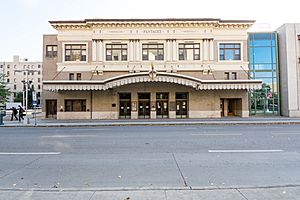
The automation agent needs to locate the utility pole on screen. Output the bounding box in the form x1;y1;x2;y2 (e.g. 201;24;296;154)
15;68;39;125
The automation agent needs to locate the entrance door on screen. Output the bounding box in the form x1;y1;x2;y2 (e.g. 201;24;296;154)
119;93;131;119
138;93;150;118
228;99;236;116
220;98;239;117
176;93;188;118
46;100;57;119
156;93;169;118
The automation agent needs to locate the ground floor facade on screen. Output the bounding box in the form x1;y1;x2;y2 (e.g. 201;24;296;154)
43;82;249;119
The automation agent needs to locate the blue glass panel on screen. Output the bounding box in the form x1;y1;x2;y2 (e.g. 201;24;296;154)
254;64;273;70
260;78;273;85
255;72;273;78
248;34;254;46
271;33;277;45
253;33;272;46
272;47;277;63
253;47;272;63
225;50;234;60
249;47;254;62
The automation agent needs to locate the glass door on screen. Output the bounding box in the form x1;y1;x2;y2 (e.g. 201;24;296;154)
46;100;57;119
138;93;150;118
156;93;169;118
119;93;131;119
176;93;188;118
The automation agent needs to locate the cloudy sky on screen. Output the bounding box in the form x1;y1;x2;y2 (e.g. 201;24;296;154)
0;0;299;61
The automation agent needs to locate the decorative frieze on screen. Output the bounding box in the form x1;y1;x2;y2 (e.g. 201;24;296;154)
51;19;253;31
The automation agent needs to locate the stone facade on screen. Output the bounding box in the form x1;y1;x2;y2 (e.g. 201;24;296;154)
43;18;261;119
277;24;300;117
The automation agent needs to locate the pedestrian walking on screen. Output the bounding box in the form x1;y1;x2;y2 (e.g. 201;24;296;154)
10;107;18;121
18;105;25;122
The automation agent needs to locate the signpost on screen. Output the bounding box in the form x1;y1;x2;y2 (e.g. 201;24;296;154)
32;91;37;126
0;103;6;125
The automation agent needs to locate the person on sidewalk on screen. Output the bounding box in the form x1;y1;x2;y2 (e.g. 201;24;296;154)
10;107;18;121
18;105;25;122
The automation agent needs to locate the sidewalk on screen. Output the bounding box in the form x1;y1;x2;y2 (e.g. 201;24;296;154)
2;116;300;127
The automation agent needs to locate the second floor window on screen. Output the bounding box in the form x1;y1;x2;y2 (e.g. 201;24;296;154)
76;73;82;80
69;73;74;80
69;73;81;80
65;44;87;62
142;44;164;61
178;43;200;60
231;72;237;80
106;44;127;61
219;43;241;61
225;72;230;80
225;72;237;80
46;45;58;58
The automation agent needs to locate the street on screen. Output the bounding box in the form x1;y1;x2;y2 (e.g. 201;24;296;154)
0;124;300;199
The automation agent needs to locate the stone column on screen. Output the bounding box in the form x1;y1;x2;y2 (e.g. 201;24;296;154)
203;39;208;61
224;99;228;117
92;40;97;62
135;40;140;62
102;40;106;62
99;40;103;62
209;39;214;61
150;92;156;119
172;40;177;61
166;40;170;61
200;40;204;61
131;92;138;119
129;40;134;62
169;92;176;119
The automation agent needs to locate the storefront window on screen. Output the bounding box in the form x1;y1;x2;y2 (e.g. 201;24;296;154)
65;100;86;112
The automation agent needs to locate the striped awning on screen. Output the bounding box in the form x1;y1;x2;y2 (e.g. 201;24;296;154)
43;72;262;91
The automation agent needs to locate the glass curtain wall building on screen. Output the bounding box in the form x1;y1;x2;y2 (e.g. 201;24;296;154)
248;32;280;115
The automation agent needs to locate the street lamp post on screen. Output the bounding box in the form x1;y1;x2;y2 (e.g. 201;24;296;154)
15;68;39;125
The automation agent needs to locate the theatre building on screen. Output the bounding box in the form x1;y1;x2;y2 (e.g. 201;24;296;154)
42;18;262;119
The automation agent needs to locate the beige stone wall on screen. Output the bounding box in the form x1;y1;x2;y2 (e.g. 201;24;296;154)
43;35;58;81
43;82;249;119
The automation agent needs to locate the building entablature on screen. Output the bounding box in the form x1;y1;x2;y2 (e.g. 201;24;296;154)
50;18;254;31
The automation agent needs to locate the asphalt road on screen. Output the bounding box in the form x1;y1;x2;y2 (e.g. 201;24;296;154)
0;124;300;191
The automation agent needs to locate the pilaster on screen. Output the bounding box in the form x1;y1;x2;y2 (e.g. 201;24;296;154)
98;40;103;62
172;40;177;61
209;39;214;61
92;40;97;62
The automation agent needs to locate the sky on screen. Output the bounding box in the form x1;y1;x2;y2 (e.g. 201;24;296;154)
0;0;299;61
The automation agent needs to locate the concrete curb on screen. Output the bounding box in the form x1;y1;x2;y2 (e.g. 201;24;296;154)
1;121;300;128
0;184;299;192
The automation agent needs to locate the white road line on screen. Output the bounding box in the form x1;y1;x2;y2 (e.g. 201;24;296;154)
272;132;300;135
71;129;109;131
41;135;97;138
191;133;242;136
0;152;61;155
208;150;284;153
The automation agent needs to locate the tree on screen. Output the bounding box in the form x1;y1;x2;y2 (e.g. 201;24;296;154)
0;73;11;104
14;92;23;103
14;87;34;108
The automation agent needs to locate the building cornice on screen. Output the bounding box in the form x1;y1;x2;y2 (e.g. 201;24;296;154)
49;18;255;30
